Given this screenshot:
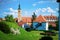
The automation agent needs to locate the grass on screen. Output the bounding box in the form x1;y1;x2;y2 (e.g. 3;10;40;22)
0;30;58;40
3;21;19;29
0;21;59;40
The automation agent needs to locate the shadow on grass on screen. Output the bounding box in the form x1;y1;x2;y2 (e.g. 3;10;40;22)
39;36;53;40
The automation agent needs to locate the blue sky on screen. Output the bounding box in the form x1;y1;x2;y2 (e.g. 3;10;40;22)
0;0;59;18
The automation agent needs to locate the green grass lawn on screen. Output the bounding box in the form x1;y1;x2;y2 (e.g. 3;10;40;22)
0;21;59;40
0;30;58;40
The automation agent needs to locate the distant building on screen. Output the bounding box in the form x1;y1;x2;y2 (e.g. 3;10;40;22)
44;14;57;22
0;18;5;21
44;14;58;27
0;18;2;21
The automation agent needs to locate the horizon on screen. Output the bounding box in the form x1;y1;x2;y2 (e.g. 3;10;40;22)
0;0;59;18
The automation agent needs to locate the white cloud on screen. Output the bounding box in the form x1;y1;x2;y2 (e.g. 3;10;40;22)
56;8;59;11
32;1;48;7
34;7;56;16
32;1;57;7
22;10;34;17
32;3;37;6
23;11;28;17
4;8;18;18
4;8;34;18
9;8;17;13
10;8;14;11
42;8;47;12
47;7;56;13
38;1;44;4
35;8;41;14
3;7;57;18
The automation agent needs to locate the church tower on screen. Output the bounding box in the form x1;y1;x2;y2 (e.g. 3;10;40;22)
18;4;22;22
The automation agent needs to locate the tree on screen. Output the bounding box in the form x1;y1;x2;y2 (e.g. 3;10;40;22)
5;15;15;22
48;21;59;31
32;12;37;20
55;21;59;31
31;12;37;29
0;21;10;34
48;25;53;30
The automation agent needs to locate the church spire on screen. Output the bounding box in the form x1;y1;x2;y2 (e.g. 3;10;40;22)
18;0;21;10
18;2;22;22
18;3;21;10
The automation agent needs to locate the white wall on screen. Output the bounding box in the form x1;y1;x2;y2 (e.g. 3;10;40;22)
46;22;48;30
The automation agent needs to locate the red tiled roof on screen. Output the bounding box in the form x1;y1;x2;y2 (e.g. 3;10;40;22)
44;15;57;20
15;15;57;23
22;17;32;23
34;15;46;22
15;15;47;23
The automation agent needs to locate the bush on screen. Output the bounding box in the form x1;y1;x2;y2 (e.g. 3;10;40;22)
25;28;31;32
39;36;53;40
0;21;10;34
48;25;54;30
5;15;15;22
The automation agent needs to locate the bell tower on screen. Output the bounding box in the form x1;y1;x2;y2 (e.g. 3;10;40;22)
18;4;22;22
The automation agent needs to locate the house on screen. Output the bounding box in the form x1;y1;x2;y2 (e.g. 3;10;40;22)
32;15;48;30
44;14;58;27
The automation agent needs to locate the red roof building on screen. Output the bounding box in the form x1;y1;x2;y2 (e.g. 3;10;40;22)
15;15;58;27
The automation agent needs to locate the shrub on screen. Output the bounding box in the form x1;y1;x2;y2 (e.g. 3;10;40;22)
5;15;15;22
0;21;10;34
25;28;31;32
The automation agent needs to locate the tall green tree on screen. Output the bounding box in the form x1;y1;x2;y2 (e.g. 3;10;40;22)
55;21;59;31
31;12;37;29
5;15;15;22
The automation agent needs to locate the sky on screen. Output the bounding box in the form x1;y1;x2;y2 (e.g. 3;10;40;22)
0;0;59;18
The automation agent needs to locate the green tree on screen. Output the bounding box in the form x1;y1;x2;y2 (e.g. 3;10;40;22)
0;21;10;34
55;21;59;31
5;15;15;22
32;12;37;20
48;21;59;31
31;12;37;29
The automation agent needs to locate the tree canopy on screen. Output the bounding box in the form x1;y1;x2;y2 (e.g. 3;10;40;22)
5;15;15;22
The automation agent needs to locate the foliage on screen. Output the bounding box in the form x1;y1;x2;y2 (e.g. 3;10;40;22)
48;21;59;31
25;28;31;32
39;36;53;40
5;15;15;22
48;25;53;30
31;12;37;29
0;21;10;34
55;21;59;31
32;12;37;20
3;21;19;30
0;21;20;34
